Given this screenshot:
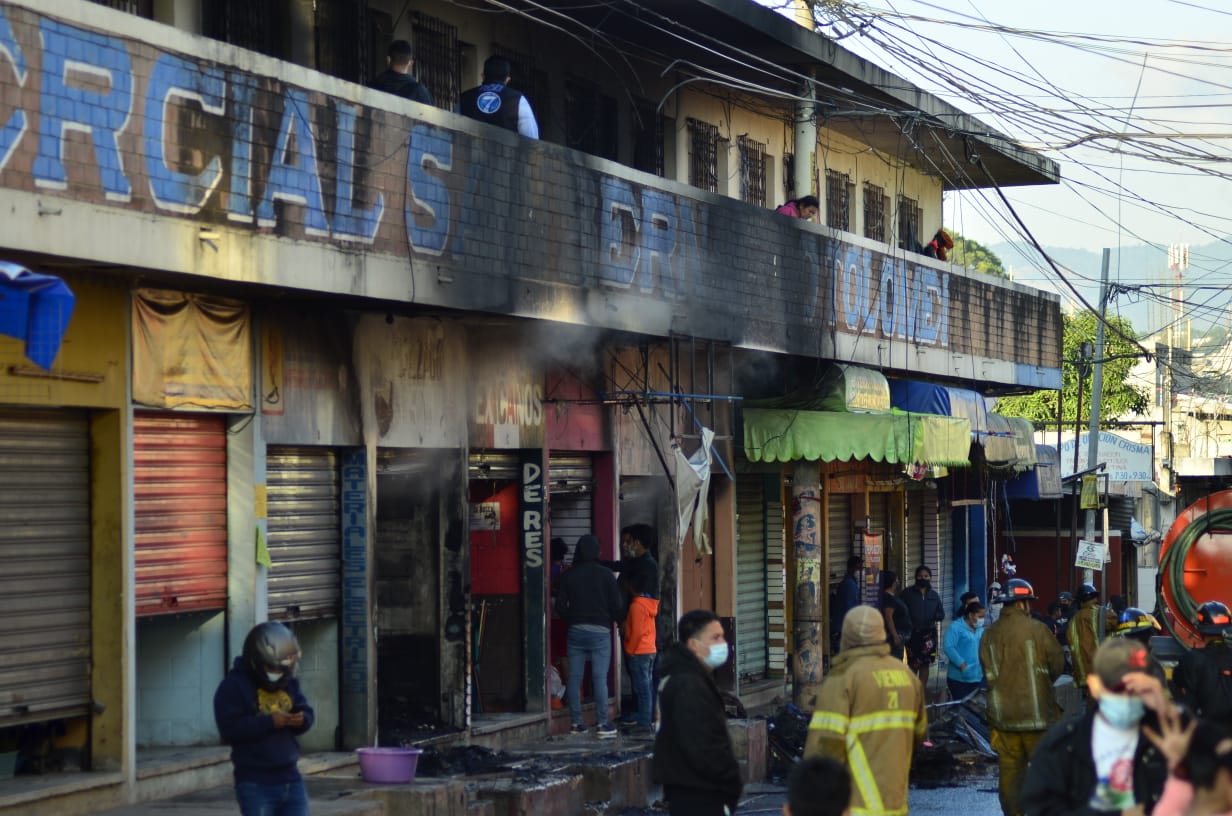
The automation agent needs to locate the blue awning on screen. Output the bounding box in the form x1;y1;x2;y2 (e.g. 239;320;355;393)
888;379;988;435
0;262;75;369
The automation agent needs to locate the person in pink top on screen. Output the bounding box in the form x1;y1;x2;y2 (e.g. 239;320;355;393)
1146;705;1232;816
775;195;819;220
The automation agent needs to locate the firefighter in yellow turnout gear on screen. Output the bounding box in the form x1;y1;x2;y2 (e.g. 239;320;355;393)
805;605;926;816
981;578;1065;816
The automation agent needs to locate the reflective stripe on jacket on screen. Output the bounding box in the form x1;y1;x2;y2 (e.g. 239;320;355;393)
804;642;926;816
981;604;1064;732
623;596;659;655
1067;601;1101;687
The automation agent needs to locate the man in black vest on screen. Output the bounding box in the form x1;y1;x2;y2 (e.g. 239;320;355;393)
370;40;433;105
459;56;540;139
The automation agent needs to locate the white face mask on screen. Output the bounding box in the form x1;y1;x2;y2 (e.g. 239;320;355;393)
704;642;729;669
974;616;986;627
265;671;285;684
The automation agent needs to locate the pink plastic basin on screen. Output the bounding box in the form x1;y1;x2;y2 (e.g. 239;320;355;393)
356;747;422;784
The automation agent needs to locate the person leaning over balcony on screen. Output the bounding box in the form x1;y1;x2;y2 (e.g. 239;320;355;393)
459;55;540;139
774;195;819;220
370;40;433;105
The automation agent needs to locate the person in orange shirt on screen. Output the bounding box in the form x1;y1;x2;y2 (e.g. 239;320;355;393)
606;524;660;733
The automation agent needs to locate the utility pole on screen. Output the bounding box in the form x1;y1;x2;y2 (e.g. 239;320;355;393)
1085;249;1110;636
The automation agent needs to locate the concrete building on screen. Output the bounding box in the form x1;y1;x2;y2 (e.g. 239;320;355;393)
0;0;1059;811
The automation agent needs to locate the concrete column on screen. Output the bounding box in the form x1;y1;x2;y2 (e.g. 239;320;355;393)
794;70;817;198
792;461;823;707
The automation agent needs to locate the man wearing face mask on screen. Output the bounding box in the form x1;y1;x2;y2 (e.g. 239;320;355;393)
1022;637;1170;816
805;605;927;816
214;622;315;816
900;564;945;690
653;609;743;816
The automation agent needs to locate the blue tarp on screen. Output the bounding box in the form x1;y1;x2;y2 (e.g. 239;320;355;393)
888;379;989;435
0;262;75;369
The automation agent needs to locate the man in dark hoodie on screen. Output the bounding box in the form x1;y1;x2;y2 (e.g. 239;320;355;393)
214;621;315;816
370;40;433;105
654;609;743;815
555;533;625;738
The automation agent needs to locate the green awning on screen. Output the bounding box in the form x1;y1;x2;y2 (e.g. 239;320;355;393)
743;409;971;466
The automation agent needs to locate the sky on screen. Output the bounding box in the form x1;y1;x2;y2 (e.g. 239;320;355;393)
760;0;1232;332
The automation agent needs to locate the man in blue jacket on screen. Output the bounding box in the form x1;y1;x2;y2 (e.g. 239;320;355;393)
215;622;315;816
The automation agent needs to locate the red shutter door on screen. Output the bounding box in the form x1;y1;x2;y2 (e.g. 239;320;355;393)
134;413;228;617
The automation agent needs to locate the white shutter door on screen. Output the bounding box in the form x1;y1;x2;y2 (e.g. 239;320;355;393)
765;481;786;677
267;447;341;620
0;411;91;726
736;480;768;682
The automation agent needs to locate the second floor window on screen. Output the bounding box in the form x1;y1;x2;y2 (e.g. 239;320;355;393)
633;100;666;177
687;118;720;193
738;136;768;206
863;182;889;243
898;195;923;251
566;79;618;160
825;170;854;231
413;13;460;110
204;0;279;58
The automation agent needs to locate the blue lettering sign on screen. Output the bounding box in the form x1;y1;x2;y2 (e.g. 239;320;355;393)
599;177;638;287
0;8;27;174
640;189;676;295
33;19;133;200
144;54;225;214
226;72;257;222
406;124;453;255
341;450;368;697
331;102;384;242
257;88;330;234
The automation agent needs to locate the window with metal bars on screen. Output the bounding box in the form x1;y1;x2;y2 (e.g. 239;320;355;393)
782;153;795;199
825;170;854;231
89;0;153;16
413;13;461;111
863;182;889;243
565;79;618;160
738;136;768;206
898;195;923;251
687;118;720;193
633;100;666;177
203;0;280;57
316;0;368;84
492;45;551;138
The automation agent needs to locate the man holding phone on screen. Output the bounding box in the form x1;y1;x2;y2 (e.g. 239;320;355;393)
215;622;315;816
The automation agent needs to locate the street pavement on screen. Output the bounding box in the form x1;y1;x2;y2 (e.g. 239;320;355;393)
713;766;1001;815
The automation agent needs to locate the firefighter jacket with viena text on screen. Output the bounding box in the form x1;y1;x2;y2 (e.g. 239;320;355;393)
981;604;1065;732
804;641;926;816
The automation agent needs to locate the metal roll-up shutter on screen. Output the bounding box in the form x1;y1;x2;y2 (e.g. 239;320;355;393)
938;503;954;620
736;480;768;682
549;455;593;564
267;447;340;621
468;451;520;482
828;492;852;577
0;412;91;726
907;491;925;578
765;479;786;677
135;413;228;617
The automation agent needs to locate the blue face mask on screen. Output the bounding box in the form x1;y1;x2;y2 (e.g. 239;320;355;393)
1098;692;1145;728
704;642;729;669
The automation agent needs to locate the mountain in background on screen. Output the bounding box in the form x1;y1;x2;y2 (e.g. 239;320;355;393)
988;238;1232;342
